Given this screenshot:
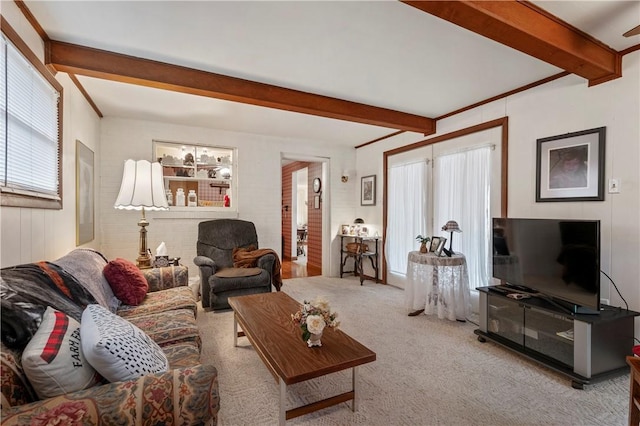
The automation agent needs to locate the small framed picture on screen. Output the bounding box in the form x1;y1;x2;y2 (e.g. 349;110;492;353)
434;237;447;257
430;237;441;252
359;226;369;237
361;175;376;206
341;224;350;235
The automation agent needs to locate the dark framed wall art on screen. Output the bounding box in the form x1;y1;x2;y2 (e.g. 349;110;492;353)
536;127;605;202
361;175;376;206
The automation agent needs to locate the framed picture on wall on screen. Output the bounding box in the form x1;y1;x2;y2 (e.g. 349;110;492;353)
76;140;94;245
361;175;376;206
536;127;605;202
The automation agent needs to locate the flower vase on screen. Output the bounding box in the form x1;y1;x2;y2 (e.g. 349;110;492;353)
307;332;323;347
420;242;428;253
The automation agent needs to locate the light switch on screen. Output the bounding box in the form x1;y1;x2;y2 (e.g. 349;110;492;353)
608;178;620;193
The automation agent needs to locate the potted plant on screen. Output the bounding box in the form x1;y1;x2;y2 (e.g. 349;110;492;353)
416;235;430;253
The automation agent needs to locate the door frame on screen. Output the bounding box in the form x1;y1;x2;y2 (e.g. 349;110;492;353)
382;117;509;284
281;153;330;274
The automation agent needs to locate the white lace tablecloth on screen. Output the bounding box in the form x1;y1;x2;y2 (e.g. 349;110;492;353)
405;251;470;321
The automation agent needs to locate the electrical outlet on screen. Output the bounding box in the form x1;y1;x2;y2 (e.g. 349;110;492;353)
608;178;620;193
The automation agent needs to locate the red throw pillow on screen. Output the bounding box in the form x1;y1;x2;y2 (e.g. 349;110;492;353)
103;258;148;305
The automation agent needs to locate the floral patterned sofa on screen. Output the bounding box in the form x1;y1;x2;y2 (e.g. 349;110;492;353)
0;248;219;425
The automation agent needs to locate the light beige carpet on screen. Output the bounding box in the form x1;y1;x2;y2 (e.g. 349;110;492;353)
197;276;629;425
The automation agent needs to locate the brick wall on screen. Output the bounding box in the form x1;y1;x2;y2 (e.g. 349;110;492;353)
306;163;323;269
281;161;310;260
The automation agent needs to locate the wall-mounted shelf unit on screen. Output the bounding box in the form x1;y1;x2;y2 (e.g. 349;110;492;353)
153;140;237;211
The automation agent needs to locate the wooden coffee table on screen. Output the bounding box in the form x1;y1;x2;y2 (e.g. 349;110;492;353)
228;292;376;425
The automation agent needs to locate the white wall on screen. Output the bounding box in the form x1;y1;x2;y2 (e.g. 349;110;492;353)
0;3;102;267
356;52;640;319
99;117;356;277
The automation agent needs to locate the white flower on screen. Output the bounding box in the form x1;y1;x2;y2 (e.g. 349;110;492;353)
312;296;330;312
306;315;326;334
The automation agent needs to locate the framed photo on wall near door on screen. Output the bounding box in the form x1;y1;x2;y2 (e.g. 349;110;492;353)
361;175;376;206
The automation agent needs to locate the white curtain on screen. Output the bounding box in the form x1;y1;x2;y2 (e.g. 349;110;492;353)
386;161;428;275
434;146;491;291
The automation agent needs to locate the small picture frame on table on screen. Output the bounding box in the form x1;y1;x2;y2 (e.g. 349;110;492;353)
430;237;441;252
434;237;447;257
341;224;350;235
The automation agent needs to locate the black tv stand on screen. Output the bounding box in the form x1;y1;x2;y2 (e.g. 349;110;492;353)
572;305;600;315
476;286;639;388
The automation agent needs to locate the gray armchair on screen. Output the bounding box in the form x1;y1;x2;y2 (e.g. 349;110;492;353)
194;219;278;310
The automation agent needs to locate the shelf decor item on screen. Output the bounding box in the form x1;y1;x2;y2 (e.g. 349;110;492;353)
291;297;340;347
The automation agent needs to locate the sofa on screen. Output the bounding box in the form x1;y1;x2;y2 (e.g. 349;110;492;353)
0;248;219;425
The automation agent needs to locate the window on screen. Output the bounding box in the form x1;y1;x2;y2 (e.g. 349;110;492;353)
434;146;492;291
385;160;428;275
1;29;63;209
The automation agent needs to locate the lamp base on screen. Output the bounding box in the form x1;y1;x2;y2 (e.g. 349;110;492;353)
448;231;455;255
136;254;152;269
136;208;152;269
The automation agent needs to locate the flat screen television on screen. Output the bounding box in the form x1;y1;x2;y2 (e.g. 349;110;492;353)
492;217;601;314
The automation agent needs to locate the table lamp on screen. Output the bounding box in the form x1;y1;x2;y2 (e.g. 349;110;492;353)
114;159;168;268
442;220;462;255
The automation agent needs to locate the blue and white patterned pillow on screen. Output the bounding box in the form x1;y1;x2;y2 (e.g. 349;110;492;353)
80;304;168;382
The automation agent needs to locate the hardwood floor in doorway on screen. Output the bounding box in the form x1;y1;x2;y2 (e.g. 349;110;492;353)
281;259;321;279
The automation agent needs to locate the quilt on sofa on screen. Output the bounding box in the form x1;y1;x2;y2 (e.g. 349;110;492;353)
0;249;218;425
0;262;97;349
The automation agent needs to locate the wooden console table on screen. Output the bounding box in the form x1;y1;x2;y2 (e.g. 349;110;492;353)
339;235;380;285
405;251;470;321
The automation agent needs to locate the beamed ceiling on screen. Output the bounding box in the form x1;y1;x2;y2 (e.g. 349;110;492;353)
13;0;640;147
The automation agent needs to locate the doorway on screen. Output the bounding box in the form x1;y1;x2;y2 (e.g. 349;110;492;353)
281;157;325;279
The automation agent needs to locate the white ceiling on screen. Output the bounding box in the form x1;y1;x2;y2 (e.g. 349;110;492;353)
23;1;640;147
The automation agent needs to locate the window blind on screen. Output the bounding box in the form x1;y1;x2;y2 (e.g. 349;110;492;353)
0;34;60;199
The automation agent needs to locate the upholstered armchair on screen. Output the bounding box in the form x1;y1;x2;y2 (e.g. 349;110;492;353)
194;219;279;310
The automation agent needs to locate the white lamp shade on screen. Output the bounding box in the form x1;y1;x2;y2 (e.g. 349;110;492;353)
114;160;168;210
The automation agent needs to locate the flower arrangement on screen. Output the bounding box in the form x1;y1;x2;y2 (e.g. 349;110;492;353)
415;235;430;244
416;235;431;253
291;296;340;343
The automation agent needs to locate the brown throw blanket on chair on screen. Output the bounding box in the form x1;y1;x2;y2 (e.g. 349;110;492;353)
233;247;283;291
